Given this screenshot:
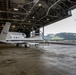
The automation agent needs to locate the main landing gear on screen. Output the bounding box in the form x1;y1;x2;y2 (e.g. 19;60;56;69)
16;44;19;47
16;43;29;48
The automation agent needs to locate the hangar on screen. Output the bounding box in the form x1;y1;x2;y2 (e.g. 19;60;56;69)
0;0;76;75
0;0;76;37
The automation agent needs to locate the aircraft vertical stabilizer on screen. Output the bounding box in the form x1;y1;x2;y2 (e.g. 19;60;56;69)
0;22;11;42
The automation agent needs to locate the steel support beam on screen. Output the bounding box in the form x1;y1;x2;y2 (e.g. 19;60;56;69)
0;10;26;15
43;26;44;40
0;21;40;26
33;0;61;26
0;18;22;21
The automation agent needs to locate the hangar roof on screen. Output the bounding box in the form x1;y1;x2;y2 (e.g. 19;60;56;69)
0;0;76;32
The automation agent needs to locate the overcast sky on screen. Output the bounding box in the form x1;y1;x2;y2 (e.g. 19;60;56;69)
41;9;76;35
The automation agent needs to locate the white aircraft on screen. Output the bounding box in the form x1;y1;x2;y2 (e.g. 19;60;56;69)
0;22;43;47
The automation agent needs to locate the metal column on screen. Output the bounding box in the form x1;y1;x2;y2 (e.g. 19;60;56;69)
43;26;44;40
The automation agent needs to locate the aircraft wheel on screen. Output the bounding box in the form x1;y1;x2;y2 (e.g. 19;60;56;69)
25;44;28;48
25;43;30;48
16;44;19;47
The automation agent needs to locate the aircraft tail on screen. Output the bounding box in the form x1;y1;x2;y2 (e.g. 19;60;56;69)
0;22;11;41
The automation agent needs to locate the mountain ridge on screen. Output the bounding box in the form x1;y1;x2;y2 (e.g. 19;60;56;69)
44;32;76;40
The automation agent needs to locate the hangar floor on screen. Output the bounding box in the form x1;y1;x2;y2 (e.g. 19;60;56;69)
0;44;74;75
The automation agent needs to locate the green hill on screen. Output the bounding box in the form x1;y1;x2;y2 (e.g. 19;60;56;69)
44;32;76;40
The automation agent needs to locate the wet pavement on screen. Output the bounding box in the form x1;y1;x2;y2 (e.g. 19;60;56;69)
0;44;76;75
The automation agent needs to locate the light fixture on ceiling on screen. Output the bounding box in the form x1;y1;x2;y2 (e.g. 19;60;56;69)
39;4;42;6
14;8;18;11
13;15;19;18
29;20;31;23
33;16;35;19
47;18;49;21
27;28;28;29
24;25;26;27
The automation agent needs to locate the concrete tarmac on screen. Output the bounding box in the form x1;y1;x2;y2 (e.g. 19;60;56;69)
0;44;72;75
